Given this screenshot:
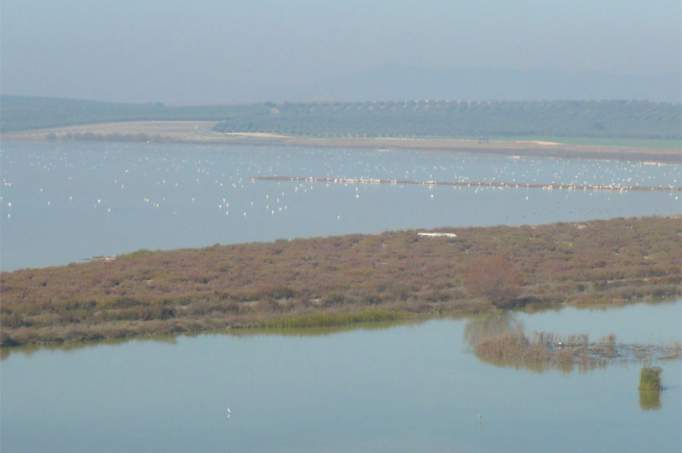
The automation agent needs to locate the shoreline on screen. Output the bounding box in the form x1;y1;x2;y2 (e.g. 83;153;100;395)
2;120;681;163
1;216;680;349
253;175;682;193
3;300;681;360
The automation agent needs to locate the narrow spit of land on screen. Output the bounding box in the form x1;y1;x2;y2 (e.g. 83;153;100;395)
2;121;681;162
253;176;682;193
1;216;680;348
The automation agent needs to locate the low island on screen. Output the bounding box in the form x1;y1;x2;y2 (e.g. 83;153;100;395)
3;120;681;162
1;216;680;348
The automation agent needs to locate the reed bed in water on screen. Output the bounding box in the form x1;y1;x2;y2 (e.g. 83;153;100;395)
472;330;681;373
639;366;664;410
639;367;663;391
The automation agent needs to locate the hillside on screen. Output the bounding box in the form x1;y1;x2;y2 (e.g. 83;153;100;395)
0;95;255;132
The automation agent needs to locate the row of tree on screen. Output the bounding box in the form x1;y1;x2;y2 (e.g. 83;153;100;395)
215;100;681;139
3;96;680;139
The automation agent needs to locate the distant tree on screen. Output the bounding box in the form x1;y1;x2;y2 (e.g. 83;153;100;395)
464;255;523;308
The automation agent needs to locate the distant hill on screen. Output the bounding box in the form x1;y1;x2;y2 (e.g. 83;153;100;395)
0;96;253;132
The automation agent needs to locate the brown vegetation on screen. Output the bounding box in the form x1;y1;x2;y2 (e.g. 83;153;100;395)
471;330;681;374
465;314;682;374
464;256;523;308
1;216;681;348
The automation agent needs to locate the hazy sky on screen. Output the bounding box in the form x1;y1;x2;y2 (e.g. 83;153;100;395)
1;0;681;103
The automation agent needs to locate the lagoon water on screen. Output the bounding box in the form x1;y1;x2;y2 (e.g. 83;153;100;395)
1;140;681;452
0;141;680;270
1;302;681;453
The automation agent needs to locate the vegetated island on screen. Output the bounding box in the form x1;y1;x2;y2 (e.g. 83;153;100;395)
1;216;680;349
2;96;681;162
2;96;680;140
3;120;681;163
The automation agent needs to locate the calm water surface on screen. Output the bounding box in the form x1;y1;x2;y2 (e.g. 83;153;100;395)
1;141;680;270
1;141;681;452
1;302;680;453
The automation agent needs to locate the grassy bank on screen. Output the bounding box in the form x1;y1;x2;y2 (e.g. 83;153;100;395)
1;216;681;348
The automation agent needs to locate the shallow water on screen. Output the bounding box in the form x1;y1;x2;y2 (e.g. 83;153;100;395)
1;141;681;452
1;301;680;453
1;141;681;270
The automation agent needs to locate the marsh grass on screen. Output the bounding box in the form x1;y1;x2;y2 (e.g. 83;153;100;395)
471;330;606;373
466;315;681;374
639;367;663;410
262;308;410;329
639;367;662;391
2;216;681;348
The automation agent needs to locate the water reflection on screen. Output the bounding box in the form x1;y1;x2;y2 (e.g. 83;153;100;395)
0;334;180;361
2;141;681;271
463;312;523;349
463;312;681;375
2;304;680;452
639;389;662;411
639;367;663;411
0;319;423;362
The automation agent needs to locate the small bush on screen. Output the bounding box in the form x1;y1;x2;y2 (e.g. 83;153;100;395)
639;366;663;410
464;255;523;308
639;367;662;391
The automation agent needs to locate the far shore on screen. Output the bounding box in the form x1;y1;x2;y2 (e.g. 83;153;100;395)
2;120;681;163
